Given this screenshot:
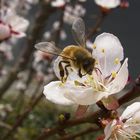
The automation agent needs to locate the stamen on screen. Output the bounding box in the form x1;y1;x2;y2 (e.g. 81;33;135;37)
101;48;105;53
118;129;131;138
111;71;117;78
93;44;96;49
98;81;108;91
114;58;120;65
87;75;94;82
105;71;117;85
59;82;64;87
92;80;98;90
118;129;135;139
126;123;140;127
95;67;102;75
135;133;140;139
95;60;98;65
74;80;85;86
114;133;118;140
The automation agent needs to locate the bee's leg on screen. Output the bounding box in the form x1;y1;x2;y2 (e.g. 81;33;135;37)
59;61;65;82
58;61;70;82
78;68;82;78
64;64;70;82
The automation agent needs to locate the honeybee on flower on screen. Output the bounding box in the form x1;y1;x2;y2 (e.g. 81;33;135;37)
35;18;128;106
35;18;96;83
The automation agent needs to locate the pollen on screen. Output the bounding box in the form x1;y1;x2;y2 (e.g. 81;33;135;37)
74;80;80;86
58;114;65;121
87;75;94;82
59;82;64;87
114;58;120;64
74;80;85;86
101;48;105;53
93;44;96;49
111;71;117;78
115;124;122;129
95;60;98;65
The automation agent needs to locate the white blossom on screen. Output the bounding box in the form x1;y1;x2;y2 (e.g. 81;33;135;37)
43;33;128;105
94;0;120;9
51;0;68;7
104;102;140;140
0;8;29;41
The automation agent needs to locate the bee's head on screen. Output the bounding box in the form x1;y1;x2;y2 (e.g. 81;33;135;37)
82;58;95;75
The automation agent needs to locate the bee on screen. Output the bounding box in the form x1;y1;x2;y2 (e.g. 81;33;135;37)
35;18;95;82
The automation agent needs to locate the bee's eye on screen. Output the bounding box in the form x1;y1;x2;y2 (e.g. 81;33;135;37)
83;60;90;68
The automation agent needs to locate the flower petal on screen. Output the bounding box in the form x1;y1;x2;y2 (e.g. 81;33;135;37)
104;122;112;140
10;17;29;33
94;0;120;9
120;102;140;120
92;32;124;77
4;9;29;33
131;111;140;122
106;58;128;96
0;24;10;40
104;120;117;140
63;81;109;105
43;81;74;105
51;0;65;7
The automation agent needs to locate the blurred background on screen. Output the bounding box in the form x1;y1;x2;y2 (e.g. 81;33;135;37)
0;0;140;140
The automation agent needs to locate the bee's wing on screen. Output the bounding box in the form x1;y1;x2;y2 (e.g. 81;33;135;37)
35;42;62;55
72;18;86;48
35;42;75;61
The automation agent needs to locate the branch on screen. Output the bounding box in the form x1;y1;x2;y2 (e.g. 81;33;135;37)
60;127;100;140
86;12;107;40
36;110;105;140
119;83;140;106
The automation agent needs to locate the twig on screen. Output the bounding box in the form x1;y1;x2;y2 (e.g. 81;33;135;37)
86;12;107;40
35;110;105;140
60;127;100;140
